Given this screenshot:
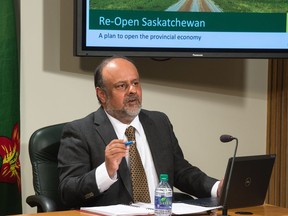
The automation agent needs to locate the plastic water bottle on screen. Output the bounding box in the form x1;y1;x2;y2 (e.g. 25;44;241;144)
154;174;173;216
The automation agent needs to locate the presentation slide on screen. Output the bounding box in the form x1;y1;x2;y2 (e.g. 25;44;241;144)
85;0;288;49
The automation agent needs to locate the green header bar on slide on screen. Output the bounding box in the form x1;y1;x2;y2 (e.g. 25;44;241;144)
89;10;287;32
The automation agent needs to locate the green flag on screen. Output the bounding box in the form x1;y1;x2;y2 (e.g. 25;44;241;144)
0;0;22;215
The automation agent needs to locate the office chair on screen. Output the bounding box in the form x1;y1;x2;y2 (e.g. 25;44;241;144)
26;123;67;212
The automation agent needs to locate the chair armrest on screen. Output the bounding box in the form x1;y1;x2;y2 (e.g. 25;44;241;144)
26;194;58;212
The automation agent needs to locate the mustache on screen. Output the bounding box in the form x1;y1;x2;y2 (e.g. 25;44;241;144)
124;95;140;103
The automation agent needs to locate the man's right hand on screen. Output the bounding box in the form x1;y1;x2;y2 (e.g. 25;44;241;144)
105;139;129;178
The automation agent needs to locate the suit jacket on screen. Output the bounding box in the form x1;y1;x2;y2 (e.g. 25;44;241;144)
58;107;217;208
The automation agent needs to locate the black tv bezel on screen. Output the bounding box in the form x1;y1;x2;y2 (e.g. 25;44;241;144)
74;0;288;59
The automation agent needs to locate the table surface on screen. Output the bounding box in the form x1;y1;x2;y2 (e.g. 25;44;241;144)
14;204;288;216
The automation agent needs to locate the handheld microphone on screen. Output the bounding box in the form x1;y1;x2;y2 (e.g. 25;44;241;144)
220;134;238;216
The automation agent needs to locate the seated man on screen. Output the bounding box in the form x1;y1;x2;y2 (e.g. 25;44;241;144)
58;56;222;208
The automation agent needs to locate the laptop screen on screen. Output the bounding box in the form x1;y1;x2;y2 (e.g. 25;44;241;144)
220;154;276;208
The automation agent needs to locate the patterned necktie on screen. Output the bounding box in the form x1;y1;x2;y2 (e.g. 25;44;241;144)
125;126;151;203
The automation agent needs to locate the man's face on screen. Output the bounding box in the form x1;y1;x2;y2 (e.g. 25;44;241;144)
99;58;142;123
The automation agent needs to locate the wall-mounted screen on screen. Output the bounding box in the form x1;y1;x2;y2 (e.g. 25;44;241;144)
74;0;288;58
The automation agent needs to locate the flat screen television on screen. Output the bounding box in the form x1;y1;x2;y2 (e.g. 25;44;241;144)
74;0;288;58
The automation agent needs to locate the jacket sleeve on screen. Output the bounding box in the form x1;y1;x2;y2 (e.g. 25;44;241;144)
58;122;101;208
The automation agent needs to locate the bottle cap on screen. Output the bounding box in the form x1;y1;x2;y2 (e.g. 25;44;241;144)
160;174;168;181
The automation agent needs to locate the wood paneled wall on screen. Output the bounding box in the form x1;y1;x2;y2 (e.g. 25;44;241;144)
266;59;288;207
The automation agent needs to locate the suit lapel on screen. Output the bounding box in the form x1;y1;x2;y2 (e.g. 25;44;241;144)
93;108;117;145
93;107;133;199
139;112;163;178
118;158;133;199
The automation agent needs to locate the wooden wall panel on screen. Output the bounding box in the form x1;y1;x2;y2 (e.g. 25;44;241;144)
266;59;288;207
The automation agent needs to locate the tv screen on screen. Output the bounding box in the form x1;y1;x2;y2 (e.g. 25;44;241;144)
74;0;288;58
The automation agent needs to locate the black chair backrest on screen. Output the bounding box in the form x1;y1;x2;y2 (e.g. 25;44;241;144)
28;123;66;210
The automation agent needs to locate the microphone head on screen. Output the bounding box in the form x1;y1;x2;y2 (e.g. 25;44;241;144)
220;134;236;143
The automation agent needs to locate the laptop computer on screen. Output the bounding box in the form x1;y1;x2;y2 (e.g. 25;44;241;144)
181;154;276;209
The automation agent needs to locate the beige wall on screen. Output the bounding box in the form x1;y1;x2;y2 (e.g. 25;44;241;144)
20;0;268;214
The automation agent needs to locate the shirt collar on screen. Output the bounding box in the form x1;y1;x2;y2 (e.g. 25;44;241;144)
105;111;141;139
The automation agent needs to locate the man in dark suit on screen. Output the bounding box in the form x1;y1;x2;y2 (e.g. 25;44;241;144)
58;56;222;209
